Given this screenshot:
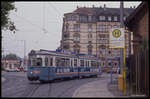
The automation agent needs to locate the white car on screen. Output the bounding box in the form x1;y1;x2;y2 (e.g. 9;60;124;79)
5;68;20;72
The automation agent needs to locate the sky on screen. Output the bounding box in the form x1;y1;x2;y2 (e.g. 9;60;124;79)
2;1;141;58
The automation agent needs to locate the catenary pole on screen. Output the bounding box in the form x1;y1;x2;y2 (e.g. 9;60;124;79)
120;1;126;96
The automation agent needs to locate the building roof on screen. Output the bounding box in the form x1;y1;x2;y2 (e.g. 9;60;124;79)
124;2;148;27
71;7;134;17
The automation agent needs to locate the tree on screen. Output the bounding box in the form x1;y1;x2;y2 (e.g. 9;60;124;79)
1;1;16;33
3;53;20;60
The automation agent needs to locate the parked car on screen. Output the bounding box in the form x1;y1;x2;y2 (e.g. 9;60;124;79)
17;67;24;71
5;68;20;72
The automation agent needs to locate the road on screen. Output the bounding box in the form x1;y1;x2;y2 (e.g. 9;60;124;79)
2;71;105;97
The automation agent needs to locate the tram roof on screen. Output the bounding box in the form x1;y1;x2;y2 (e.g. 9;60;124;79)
29;49;100;60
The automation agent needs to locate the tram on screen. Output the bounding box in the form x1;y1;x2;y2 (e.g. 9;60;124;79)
27;49;102;83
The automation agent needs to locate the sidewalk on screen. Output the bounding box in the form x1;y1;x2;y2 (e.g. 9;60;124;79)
72;73;116;97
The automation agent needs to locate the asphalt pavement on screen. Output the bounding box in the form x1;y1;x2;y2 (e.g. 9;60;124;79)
2;71;123;98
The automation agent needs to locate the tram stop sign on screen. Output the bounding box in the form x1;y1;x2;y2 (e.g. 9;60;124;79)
109;28;125;48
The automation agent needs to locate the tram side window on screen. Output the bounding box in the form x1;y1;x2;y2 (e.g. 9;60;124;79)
85;61;88;67
37;58;42;66
87;61;89;67
28;59;31;66
66;58;70;67
56;57;61;67
61;58;65;67
80;60;84;67
50;58;53;66
45;57;48;66
71;59;73;67
91;61;96;67
74;59;77;67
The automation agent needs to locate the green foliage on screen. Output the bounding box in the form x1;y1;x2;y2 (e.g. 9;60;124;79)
138;38;148;52
3;53;19;60
1;1;16;32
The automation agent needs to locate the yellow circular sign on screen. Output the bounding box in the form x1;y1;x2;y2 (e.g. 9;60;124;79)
112;29;121;38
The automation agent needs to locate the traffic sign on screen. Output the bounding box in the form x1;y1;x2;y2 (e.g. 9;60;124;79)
109;28;125;48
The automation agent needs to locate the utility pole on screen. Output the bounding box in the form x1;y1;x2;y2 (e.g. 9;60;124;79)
120;1;126;96
21;40;26;68
120;1;124;74
24;40;26;67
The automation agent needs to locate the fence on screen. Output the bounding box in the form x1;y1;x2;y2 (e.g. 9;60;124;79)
127;48;149;96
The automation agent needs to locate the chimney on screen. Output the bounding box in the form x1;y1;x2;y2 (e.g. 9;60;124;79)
84;5;86;8
130;6;132;8
104;4;106;10
92;5;95;8
77;5;79;8
133;6;136;9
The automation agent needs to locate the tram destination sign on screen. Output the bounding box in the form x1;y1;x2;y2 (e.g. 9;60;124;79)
109;28;125;48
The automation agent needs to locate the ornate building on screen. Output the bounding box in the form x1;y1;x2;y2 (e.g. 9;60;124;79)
60;5;134;68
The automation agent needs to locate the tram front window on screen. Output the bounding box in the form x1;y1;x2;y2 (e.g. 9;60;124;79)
36;58;42;66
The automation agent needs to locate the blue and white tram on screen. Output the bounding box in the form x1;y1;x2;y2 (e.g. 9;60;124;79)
27;49;102;83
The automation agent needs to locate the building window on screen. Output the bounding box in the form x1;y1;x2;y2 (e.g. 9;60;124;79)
73;33;80;43
88;41;92;44
63;33;69;39
108;16;111;21
66;23;69;32
114;16;118;21
88;24;92;32
108;50;111;54
88;33;92;38
66;16;71;21
74;49;80;54
99;16;105;21
79;15;88;22
74;24;80;32
72;15;75;21
99;34;106;39
108;62;111;66
107;25;112;30
98;24;106;32
63;44;70;49
87;45;93;54
88;15;92;22
73;44;80;54
113;25;119;28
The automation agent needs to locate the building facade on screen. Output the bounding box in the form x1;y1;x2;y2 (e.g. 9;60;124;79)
1;59;21;70
60;5;134;68
125;2;149;96
125;2;149;53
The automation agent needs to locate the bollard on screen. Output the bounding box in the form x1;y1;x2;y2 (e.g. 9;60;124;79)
118;74;123;91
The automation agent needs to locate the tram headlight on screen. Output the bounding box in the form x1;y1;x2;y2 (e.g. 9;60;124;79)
30;71;33;74
33;70;40;74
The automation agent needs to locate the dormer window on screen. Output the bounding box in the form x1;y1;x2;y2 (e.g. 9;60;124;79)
114;16;118;21
99;16;105;21
88;15;92;22
108;16;111;21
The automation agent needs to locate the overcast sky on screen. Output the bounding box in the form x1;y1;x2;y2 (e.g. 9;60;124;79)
2;1;141;58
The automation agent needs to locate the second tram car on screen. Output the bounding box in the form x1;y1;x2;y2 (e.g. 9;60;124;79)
27;49;102;83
